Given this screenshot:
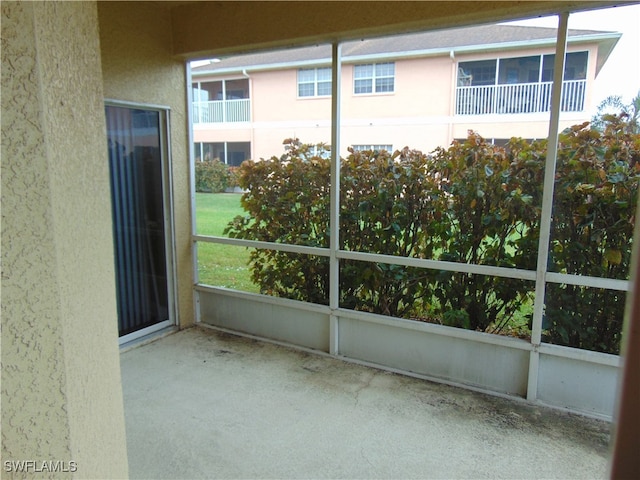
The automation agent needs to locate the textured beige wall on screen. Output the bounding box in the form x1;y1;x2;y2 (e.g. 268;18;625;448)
98;1;194;329
1;1;128;478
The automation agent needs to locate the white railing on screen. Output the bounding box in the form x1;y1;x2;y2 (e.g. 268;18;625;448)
192;98;251;123
456;80;586;115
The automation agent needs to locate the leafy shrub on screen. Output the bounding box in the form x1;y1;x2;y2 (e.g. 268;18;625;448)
543;117;640;353
195;159;236;193
427;133;542;332
339;147;443;316
225;116;639;354
227;166;240;190
225;140;331;303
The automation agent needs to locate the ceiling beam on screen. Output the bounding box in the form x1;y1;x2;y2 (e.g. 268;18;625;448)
170;1;630;59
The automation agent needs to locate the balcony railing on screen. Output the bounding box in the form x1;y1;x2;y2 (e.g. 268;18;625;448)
455;79;586;115
192;99;251;124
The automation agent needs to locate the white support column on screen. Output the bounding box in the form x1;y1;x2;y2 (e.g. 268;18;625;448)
329;42;342;355
186;64;202;324
222;80;227;123
192;81;199;123
492;60;500;113
527;11;569;401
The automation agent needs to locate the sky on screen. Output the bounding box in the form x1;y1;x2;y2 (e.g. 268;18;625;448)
506;3;640;112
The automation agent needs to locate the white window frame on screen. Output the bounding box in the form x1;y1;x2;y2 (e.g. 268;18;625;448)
354;62;395;95
297;67;332;98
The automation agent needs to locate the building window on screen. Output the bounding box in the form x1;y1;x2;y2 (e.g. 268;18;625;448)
354;62;395;94
541;51;588;81
352;144;393;152
192;79;250;123
194;141;251;166
298;67;332;97
192;79;249;102
456;51;588;115
458;59;496;86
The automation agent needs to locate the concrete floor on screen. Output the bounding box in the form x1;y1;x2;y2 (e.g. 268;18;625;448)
120;326;612;479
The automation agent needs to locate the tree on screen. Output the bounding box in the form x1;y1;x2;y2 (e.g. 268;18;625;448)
592;90;640;134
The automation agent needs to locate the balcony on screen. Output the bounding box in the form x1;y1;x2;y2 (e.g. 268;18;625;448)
192;98;251;124
122;326;611;479
456;80;586;115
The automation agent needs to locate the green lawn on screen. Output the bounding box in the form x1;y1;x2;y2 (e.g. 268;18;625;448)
196;192;243;236
196;193;258;292
195;192;531;338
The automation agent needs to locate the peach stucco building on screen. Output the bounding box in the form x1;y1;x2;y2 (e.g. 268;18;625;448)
191;24;620;164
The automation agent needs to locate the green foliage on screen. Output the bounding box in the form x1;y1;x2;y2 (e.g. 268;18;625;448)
225;116;640;355
195;159;238;193
340;147;442;316
442;309;470;329
427;133;542;332
543;118;640;353
225;140;331;303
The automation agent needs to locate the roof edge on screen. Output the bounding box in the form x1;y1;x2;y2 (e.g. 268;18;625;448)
191;31;621;77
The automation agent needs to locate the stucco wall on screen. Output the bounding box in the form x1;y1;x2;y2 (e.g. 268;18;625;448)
98;1;194;329
1;1;128;477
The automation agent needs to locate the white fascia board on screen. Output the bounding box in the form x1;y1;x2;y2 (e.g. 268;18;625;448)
343;32;621;62
193;58;332;77
567;32;621;43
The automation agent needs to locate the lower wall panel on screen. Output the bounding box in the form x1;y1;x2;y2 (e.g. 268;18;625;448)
198;290;330;352
537;351;620;417
338;316;530;397
197;289;620;416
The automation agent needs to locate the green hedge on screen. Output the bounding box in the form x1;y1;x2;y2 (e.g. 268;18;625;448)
226;117;640;354
543;116;639;353
195;159;238;193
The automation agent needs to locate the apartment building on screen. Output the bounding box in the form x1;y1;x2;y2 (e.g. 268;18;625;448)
191;23;620;164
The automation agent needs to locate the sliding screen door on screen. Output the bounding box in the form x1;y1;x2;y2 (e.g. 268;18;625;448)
105;103;175;339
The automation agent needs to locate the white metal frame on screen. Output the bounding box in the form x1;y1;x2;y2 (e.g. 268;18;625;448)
189;12;628;418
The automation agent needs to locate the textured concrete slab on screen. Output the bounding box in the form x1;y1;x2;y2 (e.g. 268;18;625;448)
120;327;611;479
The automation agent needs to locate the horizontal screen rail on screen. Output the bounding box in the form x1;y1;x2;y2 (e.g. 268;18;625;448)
337;249;537;281
194;235;631;291
545;272;629;291
194;234;331;257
